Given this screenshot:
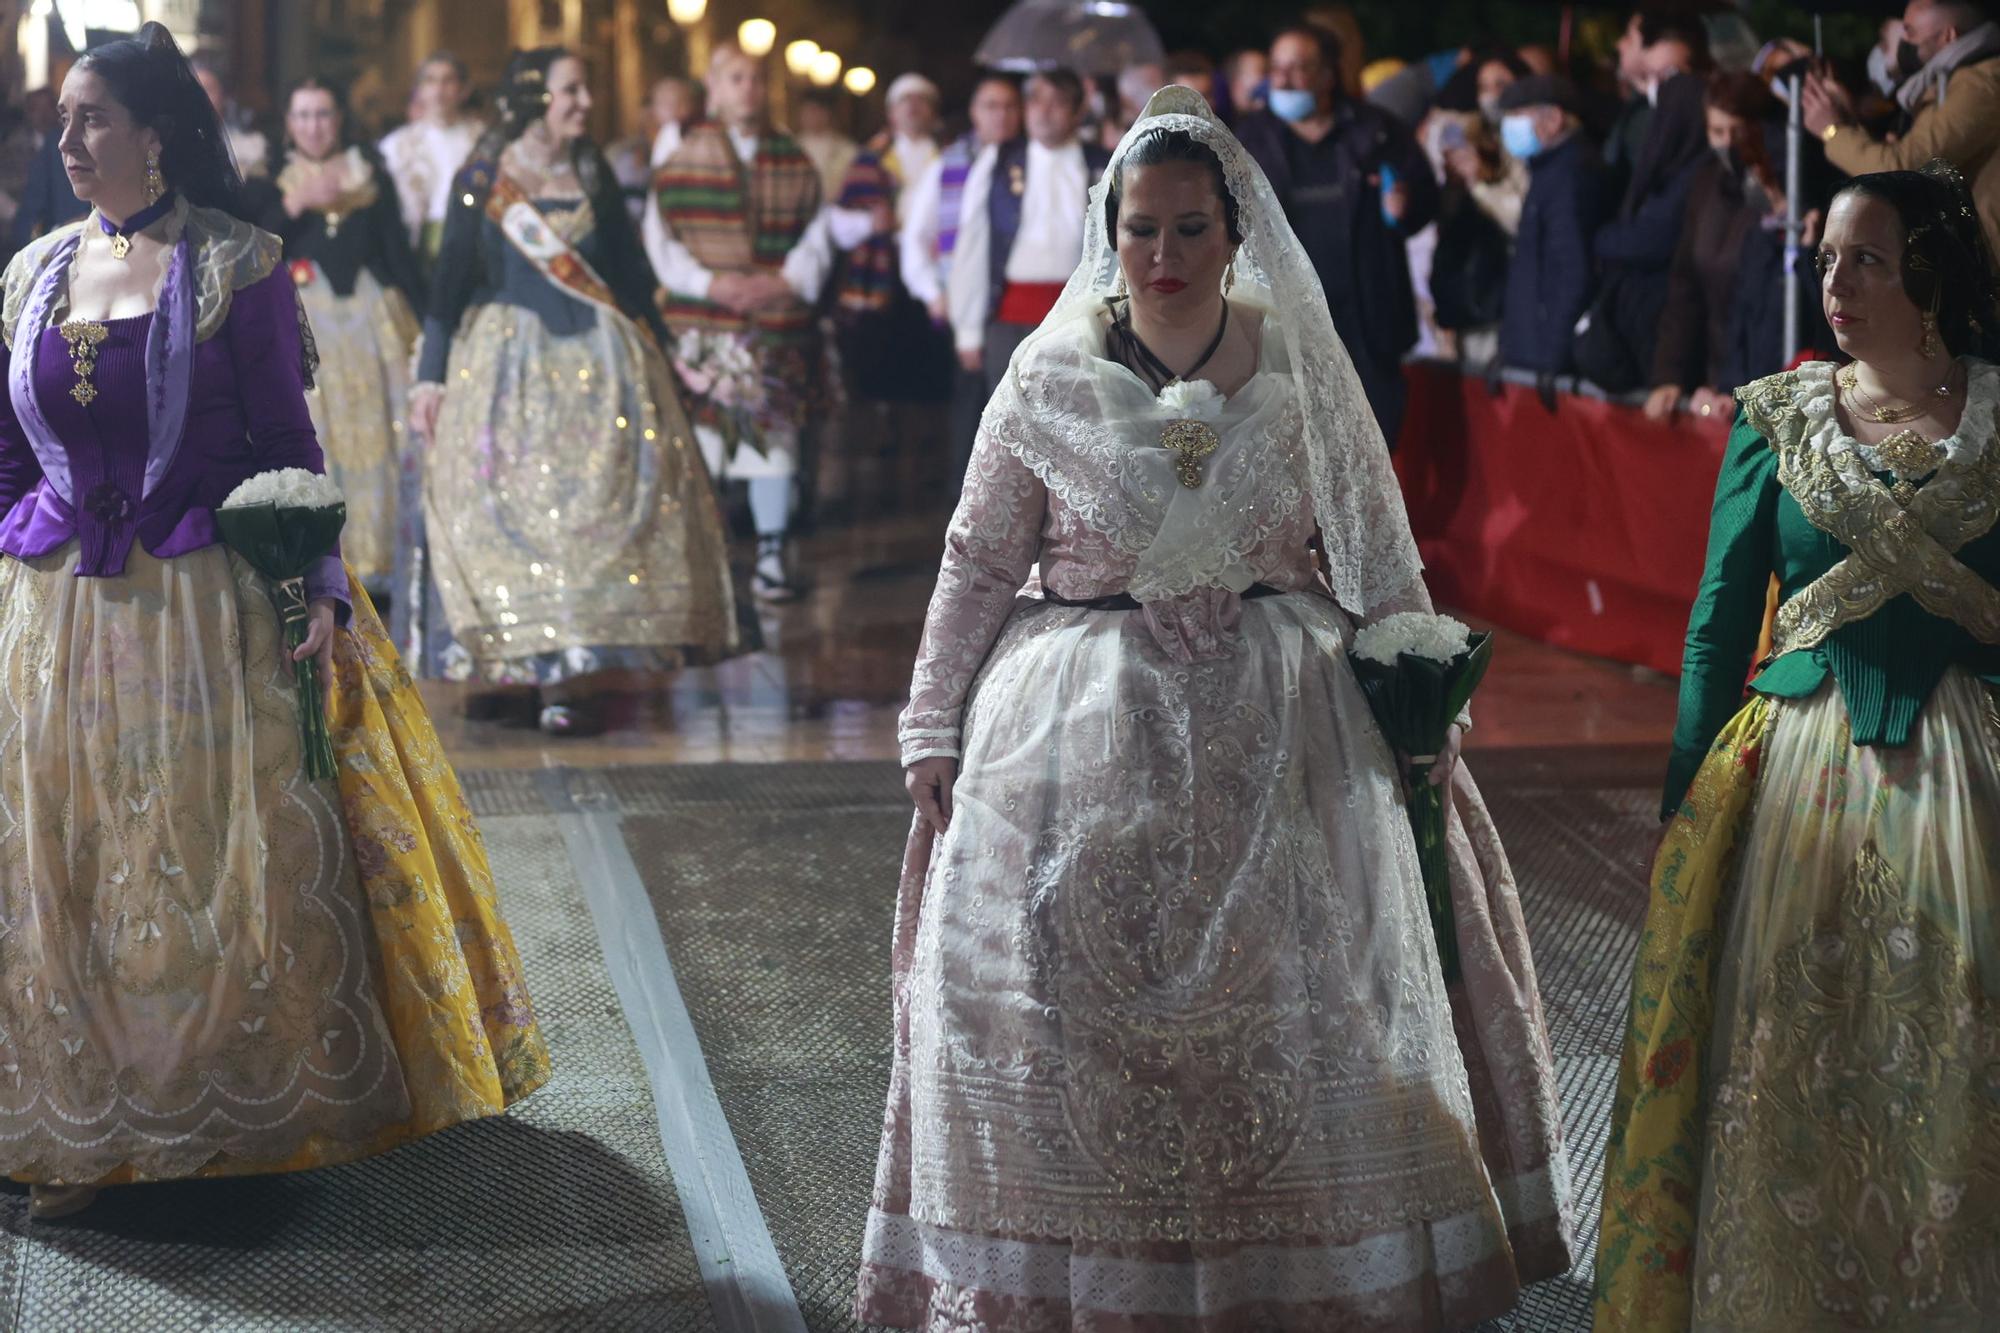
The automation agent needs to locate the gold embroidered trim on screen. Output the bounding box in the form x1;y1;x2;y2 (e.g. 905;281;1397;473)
1740;367;2000;656
1696;838;2000;1327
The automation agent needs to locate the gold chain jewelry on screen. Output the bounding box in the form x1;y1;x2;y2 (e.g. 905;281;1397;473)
144;148;163;205
59;320;109;407
1838;360;1954;424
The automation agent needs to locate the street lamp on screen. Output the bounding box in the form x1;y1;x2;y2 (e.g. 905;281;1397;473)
843;65;876;96
809;50;842;87
665;0;706;23
784;39;820;78
738;18;776;57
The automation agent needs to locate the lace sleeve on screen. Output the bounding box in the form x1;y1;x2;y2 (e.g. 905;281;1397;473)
899;426;1048;767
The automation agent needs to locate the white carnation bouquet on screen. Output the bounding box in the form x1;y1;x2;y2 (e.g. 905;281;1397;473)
672;329;770;457
218;468;348;781
1348;611;1493;983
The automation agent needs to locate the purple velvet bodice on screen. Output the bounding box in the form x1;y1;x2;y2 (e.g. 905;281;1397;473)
0;239;347;608
31;314;152;576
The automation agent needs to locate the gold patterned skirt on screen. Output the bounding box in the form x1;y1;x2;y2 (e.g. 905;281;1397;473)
425;303;738;685
298;266;419;592
0;543;549;1186
1596;674;2000;1331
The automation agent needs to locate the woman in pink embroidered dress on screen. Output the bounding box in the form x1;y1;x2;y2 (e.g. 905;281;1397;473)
854;88;1576;1332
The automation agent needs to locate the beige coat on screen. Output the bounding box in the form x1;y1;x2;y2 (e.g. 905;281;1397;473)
1825;57;2000;260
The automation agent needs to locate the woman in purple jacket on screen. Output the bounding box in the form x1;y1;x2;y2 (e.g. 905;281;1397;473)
0;25;548;1219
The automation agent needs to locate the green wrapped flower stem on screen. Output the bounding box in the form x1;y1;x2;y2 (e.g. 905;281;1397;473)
1347;631;1494;986
213;499;347;785
273;576;339;783
1405;772;1457;983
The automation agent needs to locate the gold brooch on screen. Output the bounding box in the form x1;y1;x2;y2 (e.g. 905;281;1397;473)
59;319;109;407
1874;428;1944;480
1162;419;1219;488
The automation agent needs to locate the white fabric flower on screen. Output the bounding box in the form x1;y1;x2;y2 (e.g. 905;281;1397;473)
221;468;345;510
1351;611;1473;665
1157;379;1225;420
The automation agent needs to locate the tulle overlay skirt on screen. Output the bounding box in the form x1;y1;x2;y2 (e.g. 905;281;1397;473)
299;267;418;591
858;592;1576;1332
1596;675;2000;1332
424;305;736;685
0;543;549;1185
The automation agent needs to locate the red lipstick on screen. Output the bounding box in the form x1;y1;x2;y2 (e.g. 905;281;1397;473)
1150;278;1186;294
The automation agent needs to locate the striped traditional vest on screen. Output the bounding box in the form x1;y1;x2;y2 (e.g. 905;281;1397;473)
654;123;821;340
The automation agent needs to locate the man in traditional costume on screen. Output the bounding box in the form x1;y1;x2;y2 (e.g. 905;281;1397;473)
794;91;860;206
379;52;484;261
649;42;860;601
902;73;1023;493
948;69;1110;400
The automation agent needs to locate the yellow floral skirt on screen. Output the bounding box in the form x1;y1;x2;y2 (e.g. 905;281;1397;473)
1596;675;2000;1331
0;543;549;1186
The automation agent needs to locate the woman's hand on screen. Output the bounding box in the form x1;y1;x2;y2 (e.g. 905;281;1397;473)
906;756;958;834
1689;387;1734;423
1643;384;1682;422
408;383;444;441
1425;724;1464;789
295;597;339;683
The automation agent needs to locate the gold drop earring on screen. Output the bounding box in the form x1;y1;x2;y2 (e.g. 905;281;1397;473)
144;148;164;205
1223;258;1237;295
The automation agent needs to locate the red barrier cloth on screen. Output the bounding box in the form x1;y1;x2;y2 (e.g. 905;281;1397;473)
1392;363;1731;676
996;282;1066;326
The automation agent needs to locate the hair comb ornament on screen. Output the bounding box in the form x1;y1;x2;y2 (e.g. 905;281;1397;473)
518;68;545;83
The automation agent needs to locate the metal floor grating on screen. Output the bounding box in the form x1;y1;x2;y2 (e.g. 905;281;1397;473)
0;817;717;1333
1;764;1661;1332
519;762;1662;1333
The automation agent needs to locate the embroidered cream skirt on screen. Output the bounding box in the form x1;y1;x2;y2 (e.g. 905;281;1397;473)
0;543;549;1185
1692;674;2000;1330
424;304;737;685
298;266;419;592
857;592;1576;1331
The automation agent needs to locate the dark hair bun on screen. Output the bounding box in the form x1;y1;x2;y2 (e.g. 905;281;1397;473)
78;21;243;215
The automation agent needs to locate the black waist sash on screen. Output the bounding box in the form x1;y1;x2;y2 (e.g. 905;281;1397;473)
1040;582;1288;612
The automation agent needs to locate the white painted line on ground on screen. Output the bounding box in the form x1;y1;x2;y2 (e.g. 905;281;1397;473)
540;769;807;1333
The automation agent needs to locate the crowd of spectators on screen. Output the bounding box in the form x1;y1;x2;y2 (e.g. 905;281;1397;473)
8;0;1998;451
965;0;1996;434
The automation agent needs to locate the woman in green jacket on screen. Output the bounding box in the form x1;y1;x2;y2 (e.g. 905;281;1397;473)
1596;161;2000;1332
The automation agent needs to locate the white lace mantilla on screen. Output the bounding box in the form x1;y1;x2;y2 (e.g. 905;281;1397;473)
983;88;1423;617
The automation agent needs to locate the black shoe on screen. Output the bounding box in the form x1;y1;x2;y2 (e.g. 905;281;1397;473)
751;540;808;603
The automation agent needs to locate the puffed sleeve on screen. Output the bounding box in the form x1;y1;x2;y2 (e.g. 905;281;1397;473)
0;334;45;525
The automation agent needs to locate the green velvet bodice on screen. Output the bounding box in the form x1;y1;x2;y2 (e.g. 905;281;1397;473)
1665;362;2000;817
